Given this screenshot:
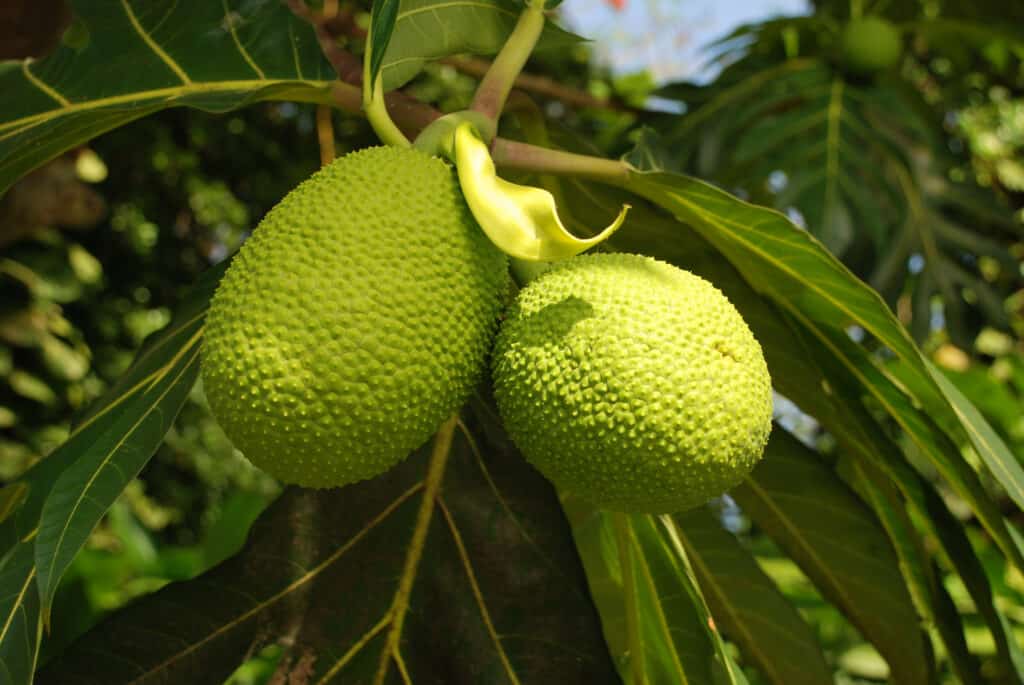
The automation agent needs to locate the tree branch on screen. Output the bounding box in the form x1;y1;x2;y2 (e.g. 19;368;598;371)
286;0;440;137
443;56;645;114
286;0;629;186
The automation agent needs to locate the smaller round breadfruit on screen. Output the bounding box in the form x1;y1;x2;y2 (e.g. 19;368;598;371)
840;16;903;75
492;253;772;513
201;146;507;488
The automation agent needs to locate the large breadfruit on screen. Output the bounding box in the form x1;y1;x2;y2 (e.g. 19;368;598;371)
202;146;508;487
492;253;772;513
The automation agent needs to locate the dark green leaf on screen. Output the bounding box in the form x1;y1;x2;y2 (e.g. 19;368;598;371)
732;429;934;684
34;342;199;623
778;309;1022;683
30;263;230;621
0;0;335;194
0;484;27;528
674;506;833;685
0;543;40;685
837;455;980;684
623;171;1024;574
367;0;400;90
662;47;1018;349
37;400;616;684
0;261;226;682
908;18;1024;54
927;363;1024;512
565;500;745;685
379;0;583;91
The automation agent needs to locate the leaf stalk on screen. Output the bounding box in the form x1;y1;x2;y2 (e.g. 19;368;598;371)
469;1;547;140
362;8;411;148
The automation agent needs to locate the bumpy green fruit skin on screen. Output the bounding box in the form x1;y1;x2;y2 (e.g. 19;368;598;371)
492;253;772;513
202;146;508;488
840;16;903;75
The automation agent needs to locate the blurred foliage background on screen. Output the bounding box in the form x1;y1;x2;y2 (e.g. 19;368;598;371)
1;0;1023;682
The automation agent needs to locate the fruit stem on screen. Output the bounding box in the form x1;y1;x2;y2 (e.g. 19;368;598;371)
469;0;547;141
362;9;411;148
509;258;551;287
613;512;647;685
491;138;635;186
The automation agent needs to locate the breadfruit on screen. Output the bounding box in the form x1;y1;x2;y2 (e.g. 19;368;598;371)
201;146;508;488
492;253;772;513
840;16;903;75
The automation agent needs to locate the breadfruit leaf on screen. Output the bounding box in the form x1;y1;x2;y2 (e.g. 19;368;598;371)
623;170;1024;575
544;165;1018;681
731;429;934;685
0;262;225;681
367;0;400;93
672;506;833;685
32;263;228;624
564;499;728;685
35;399;617;685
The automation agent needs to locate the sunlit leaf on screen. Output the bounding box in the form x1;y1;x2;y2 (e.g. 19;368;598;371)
838;455;981;684
34;339;199;623
0;544;41;685
732;429;934;684
31;262;229;622
927;363;1024;512
0;262;226;681
623;171;1024;574
780;309;1023;682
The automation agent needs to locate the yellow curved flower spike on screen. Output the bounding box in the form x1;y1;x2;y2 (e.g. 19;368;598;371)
454;122;629;261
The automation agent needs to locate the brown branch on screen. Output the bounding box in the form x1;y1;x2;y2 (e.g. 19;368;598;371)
286;0;440;136
443;56;646;114
285;0;361;81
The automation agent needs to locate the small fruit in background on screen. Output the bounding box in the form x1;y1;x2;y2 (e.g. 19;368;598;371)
840;16;904;76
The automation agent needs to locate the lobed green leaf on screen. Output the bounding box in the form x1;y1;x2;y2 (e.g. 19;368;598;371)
0;0;335;195
36;398;616;685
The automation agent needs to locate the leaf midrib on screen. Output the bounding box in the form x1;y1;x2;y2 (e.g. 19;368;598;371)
125;482;425;684
0;79;330;137
675;528;784;685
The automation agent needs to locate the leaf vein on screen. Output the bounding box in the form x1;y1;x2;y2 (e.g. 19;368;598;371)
120;0;192;85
